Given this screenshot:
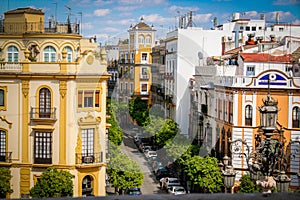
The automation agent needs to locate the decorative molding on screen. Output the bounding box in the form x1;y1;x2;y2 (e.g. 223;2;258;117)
22;80;29;97
0;115;12;128
59;81;67;98
78;112;101;126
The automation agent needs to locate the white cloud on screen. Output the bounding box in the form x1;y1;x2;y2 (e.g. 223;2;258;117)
94;9;110;17
293;19;300;24
193;13;213;23
104;27;121;32
82;22;94;30
115;6;140;12
119;0;167;5
106;19;136;26
273;0;300;5
244;11;258;17
142;14;173;23
93;0;114;6
168;5;200;13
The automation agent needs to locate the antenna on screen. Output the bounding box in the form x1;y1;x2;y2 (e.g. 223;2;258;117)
52;1;57;22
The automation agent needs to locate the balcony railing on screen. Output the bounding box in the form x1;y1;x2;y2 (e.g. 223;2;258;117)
75;152;104;164
140;75;149;80
0;21;79;34
0;152;12;163
0;62;22;71
30;107;57;120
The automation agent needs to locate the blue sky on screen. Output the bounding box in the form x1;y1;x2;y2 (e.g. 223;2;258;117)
1;0;300;44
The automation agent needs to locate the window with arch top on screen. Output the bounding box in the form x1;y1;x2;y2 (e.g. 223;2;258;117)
245;105;253;126
44;46;56;62
292;106;300;128
39;88;51;118
7;45;19;62
65;46;73;62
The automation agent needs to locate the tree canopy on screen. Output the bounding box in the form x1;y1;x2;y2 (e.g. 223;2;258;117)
29;167;74;198
184;156;223;193
128;97;149;126
0;167;13;198
107;146;144;192
155;118;179;147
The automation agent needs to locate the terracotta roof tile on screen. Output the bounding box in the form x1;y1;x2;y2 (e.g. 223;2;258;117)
240;53;291;63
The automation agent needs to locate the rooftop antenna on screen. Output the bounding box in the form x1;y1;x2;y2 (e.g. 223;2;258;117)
52;1;57;23
187;11;193;27
65;5;72;19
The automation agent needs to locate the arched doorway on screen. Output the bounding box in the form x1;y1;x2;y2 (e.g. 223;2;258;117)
82;175;93;196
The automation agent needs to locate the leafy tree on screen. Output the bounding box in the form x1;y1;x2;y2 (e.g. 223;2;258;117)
155;118;179;147
128;97;149;126
184;156;223;193
237;174;260;193
0;167;13;198
29;167;74;198
165;134;191;160
143;115;164;136
107;146;144;194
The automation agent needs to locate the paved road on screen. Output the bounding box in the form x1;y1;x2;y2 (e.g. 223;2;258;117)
121;132;166;195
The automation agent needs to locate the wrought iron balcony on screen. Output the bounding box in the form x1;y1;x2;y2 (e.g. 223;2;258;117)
75;152;104;164
0;152;12;163
30;107;57;120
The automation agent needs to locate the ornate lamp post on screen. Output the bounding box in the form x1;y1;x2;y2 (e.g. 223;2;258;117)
230;94;298;194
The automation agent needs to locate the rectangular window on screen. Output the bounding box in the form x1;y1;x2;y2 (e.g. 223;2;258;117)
141;83;147;93
245;26;250;31
141;53;148;63
251;26;256;31
130;83;133;93
0;87;7;111
78;89;101;109
0;89;4;106
34;132;52;164
78;90;83;108
246;65;255;76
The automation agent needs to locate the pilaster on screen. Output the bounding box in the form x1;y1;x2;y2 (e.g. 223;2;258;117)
59;81;67;164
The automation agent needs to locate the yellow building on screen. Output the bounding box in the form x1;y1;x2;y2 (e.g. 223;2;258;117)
118;17;156;106
0;7;109;198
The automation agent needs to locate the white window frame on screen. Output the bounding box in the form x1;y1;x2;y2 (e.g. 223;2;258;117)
7;46;19;62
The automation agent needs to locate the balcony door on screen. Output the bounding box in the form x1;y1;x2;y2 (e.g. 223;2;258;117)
82;128;94;163
39;88;51;118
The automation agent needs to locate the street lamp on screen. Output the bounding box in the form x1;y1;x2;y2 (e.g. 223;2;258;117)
219;156;236;193
230;94;299;194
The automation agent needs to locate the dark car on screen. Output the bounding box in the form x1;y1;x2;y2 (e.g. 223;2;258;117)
126;188;142;196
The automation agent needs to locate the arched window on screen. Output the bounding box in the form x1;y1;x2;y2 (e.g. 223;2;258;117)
7;46;19;62
138;35;144;44
292;106;300;128
43;46;56;62
145;35;151;44
82;175;93;196
245;105;253;126
65;46;73;62
39;88;51;118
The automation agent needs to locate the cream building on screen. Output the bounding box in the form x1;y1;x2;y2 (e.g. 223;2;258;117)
0;7;109;198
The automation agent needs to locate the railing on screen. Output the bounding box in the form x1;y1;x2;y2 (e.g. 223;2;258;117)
0;152;12;163
30;107;56;120
140;75;149;80
0;21;80;34
75;152;104;164
0;62;22;71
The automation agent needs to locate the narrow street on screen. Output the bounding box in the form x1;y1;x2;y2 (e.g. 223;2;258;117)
121;132;166;195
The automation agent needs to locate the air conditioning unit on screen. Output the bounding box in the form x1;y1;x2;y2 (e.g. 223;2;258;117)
83;156;93;163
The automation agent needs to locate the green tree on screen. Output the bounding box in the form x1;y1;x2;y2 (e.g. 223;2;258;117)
128;97;149;126
237;174;260;193
107;146;144;194
29;167;74;198
155;118;179;147
0;167;13;198
143;115;164;136
184;156;223;193
165;134;191;160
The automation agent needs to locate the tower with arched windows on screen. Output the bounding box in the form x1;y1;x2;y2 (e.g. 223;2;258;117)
0;7;109;198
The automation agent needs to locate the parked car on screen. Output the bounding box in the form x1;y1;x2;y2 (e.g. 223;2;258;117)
126;188;142;196
168;186;186;195
145;150;157;159
162;177;181;190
